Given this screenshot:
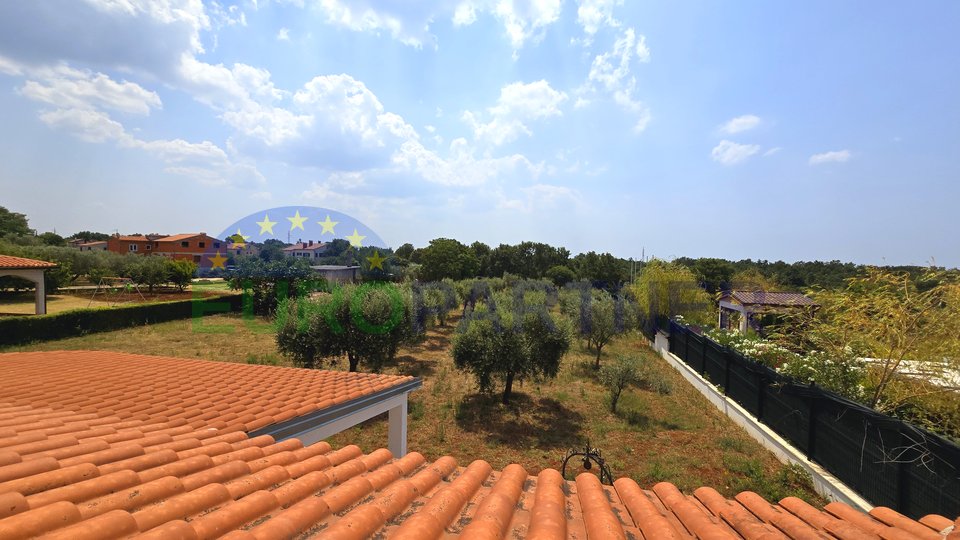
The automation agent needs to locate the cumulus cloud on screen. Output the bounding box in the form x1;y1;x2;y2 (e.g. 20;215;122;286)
276;27;290;41
809;149;851;165
580;27;651;132
711;140;760;165
302;1;561;52
19;65;161;115
462;80;567;146
576;0;622;38
720;114;761;134
0;1;209;77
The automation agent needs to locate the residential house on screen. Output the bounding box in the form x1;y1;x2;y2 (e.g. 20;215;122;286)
75;241;107;251
282;239;328;259
106;232;224;263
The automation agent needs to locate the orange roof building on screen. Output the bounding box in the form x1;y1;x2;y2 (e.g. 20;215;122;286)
106;233;225;263
0;350;957;539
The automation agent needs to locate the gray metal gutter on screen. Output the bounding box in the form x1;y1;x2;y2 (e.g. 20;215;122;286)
249;377;423;441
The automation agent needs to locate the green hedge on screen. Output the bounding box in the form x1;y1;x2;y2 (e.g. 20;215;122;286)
0;294;243;346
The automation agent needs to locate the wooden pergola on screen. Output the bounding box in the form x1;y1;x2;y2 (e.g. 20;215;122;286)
718;290;818;333
0;255;58;315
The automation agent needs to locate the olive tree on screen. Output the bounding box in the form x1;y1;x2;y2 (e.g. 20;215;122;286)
599;355;643;413
452;293;572;404
276;282;421;372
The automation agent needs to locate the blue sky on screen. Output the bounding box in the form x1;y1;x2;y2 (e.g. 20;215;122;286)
0;1;958;267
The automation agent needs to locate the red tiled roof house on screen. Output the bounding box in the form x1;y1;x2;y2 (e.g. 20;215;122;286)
107;233;224;263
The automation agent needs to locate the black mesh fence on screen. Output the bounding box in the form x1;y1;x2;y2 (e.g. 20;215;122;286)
665;321;960;518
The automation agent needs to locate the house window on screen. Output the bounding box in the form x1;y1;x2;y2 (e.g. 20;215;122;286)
129;244;137;252
146;244;151;250
214;242;220;248
181;241;189;248
199;241;206;248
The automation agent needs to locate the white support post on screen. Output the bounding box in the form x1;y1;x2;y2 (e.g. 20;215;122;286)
388;399;408;457
35;272;46;315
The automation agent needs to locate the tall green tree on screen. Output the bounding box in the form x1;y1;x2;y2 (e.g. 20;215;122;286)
691;258;735;293
0;207;31;238
418;238;478;281
629;259;713;326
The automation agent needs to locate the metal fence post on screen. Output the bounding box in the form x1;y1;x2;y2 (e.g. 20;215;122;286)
723;347;731;396
897;424;910;515
756;376;766;420
806;388;817;460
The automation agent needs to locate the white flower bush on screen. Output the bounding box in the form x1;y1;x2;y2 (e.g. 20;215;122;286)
704;328;866;401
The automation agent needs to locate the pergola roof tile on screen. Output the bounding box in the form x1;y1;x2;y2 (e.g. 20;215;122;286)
0;255;58;270
0;351;955;539
723;290;818;307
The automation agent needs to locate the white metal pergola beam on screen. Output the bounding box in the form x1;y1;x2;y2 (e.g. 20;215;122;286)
249;378;421;457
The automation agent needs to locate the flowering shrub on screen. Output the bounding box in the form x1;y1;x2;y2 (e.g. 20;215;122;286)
704;328;799;369
778;349;866;402
703;328;866;401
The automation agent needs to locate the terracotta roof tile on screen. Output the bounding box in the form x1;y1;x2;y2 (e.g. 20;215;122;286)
0;352;956;539
0;255;58;269
725;290;817;307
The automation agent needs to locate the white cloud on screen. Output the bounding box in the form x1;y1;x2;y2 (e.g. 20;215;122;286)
576;0;622;38
490;0;562;51
0;1;210;77
720;114;761;134
580;27;651;132
498;183;580;212
453;3;477;26
463;80;567;146
276;27;290;41
304;1;561;52
763;147;781;157
19;66;161;115
250;191;272;200
393;137;542;186
38;107;128;143
809;149;851;165
711;140;760;165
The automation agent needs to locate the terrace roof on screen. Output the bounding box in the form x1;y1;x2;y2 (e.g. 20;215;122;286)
722;291;818;307
0;255;58;270
0;351;956;539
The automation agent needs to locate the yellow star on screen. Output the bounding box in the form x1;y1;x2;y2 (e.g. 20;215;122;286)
287;210;308;231
367;250;386;271
256;214;277;235
318;215;338;235
229;228;250;248
208;250;228;269
346;228;366;247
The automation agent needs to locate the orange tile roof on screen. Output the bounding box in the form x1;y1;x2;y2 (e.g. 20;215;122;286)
113;235;151;242
0;351;956;539
0;255;58;270
0;352;415;432
156;234;211;243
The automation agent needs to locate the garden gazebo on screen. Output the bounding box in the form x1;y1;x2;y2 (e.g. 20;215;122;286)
0;254;58;315
718;290;817;333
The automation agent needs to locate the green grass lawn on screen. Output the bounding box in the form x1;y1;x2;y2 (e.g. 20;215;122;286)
1;311;823;504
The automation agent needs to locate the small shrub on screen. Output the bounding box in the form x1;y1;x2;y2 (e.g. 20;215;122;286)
599;355;643;413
